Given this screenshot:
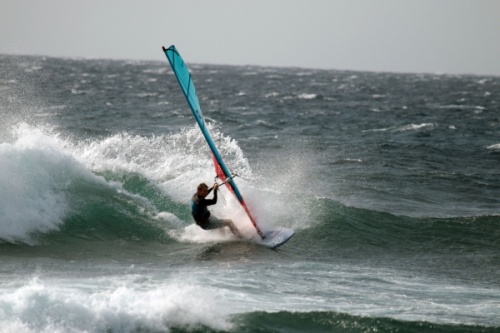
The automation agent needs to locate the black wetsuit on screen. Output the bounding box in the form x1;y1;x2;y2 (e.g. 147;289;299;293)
191;188;217;226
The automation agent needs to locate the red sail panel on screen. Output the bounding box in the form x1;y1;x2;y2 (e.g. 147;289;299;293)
240;199;261;236
211;152;237;197
211;153;264;238
211;153;226;181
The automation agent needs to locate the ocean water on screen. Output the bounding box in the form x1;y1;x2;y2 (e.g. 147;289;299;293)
0;53;499;333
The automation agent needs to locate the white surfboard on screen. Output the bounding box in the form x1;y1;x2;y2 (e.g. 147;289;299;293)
251;228;295;249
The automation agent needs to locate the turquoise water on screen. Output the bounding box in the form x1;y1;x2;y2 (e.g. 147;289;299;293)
0;54;499;332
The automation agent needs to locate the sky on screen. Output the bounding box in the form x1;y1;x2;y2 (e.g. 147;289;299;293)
1;0;500;75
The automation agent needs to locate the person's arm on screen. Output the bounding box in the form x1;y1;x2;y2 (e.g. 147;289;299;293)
203;183;219;205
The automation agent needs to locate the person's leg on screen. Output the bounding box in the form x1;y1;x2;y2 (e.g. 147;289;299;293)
204;215;225;230
206;216;241;238
223;219;242;238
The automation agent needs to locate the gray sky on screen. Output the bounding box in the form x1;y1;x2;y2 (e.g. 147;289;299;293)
2;0;500;75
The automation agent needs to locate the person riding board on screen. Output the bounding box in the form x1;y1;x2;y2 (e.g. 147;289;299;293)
191;182;242;237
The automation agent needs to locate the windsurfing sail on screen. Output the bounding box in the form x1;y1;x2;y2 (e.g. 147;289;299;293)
162;45;264;239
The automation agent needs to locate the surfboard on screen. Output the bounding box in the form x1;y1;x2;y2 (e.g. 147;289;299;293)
252;228;295;249
162;45;294;249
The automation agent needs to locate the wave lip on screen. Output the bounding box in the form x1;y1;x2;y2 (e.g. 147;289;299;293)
0;125;74;243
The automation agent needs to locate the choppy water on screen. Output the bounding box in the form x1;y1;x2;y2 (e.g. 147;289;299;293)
0;53;499;332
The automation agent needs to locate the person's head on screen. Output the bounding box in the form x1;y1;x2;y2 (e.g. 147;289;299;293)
197;183;209;198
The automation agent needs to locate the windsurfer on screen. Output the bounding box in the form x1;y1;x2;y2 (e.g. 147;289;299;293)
191;183;242;237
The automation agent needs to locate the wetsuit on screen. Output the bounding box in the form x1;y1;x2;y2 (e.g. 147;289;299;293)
191;188;223;229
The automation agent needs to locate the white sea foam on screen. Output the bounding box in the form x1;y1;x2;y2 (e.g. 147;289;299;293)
362;126;395;133
74;125;251;204
399;123;435;131
486;143;500;150
265;92;279;98
363;123;435;133
438;104;486;111
169;223;235;243
0;125;84;243
155;211;184;227
70;88;86;95
344;158;363;163
0;275;232;333
297;93;317;100
137;92;158;98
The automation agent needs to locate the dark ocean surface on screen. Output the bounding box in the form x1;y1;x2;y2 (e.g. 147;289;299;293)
0;53;499;333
